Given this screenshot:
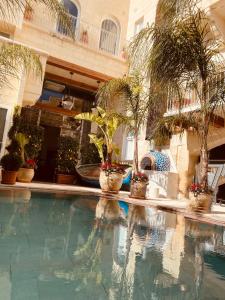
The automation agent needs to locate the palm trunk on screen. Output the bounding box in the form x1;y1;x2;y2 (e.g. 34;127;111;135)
107;151;112;165
199;81;209;191
199;128;208;191
133;127;139;175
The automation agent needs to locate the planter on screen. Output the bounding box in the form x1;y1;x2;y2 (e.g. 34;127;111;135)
56;174;76;185
99;170;123;194
188;192;213;213
1;170;17;185
130;181;148;199
17;168;34;183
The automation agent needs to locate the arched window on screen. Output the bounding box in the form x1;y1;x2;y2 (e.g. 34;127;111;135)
57;0;79;36
99;19;119;55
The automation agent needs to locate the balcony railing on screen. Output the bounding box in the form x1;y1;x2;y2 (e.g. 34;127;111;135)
55;15;123;58
165;91;200;116
165;71;225;116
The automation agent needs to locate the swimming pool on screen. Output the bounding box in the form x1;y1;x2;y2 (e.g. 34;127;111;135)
0;188;224;300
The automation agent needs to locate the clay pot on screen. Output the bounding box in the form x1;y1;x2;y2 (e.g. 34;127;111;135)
188;192;212;213
17;168;34;183
99;171;123;194
56;174;76;185
130;181;148;199
1;170;17;185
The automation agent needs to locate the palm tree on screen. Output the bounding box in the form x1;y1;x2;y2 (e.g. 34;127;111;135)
130;0;225;193
97;71;152;175
0;0;72;86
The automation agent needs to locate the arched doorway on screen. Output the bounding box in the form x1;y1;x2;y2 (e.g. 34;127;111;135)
57;0;79;36
99;19;119;55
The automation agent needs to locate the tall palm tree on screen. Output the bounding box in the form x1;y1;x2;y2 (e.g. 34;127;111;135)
130;0;225;192
0;0;71;86
97;71;152;174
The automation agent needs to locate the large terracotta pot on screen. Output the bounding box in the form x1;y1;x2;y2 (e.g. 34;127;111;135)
17;168;34;183
99;170;123;194
188;192;213;213
56;174;76;185
1;170;17;185
130;181;148;199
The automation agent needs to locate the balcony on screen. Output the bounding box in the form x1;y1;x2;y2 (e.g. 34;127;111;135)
56;15;122;57
19;11;128;79
23;12;126;60
165;92;201;117
165;71;225;116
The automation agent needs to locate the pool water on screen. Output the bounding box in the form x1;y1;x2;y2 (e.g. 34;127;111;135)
0;189;225;300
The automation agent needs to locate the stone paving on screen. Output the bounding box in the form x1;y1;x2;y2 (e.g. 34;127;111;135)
1;181;225;226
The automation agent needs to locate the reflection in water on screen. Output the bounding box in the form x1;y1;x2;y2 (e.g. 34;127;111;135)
0;191;224;299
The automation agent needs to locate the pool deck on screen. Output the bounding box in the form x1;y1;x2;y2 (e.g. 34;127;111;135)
1;181;225;227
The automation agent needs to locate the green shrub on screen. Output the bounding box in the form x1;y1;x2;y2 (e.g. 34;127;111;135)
80;143;101;165
56;136;79;175
6;107;44;159
1;154;23;171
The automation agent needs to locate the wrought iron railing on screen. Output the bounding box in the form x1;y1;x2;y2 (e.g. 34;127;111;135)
55;14;121;57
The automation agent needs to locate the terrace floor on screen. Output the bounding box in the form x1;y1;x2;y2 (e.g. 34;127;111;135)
1;182;225;227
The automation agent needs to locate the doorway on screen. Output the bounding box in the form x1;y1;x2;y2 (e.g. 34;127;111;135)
35;126;60;182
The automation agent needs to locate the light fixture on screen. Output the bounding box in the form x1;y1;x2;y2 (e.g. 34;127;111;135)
62;72;75;110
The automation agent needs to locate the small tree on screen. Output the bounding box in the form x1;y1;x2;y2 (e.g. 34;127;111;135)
97;71;152;175
75;107;126;164
130;0;225;193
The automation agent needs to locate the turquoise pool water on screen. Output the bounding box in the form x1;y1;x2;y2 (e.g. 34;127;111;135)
0;189;225;300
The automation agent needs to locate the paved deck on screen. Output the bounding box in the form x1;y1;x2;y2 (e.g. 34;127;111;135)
1;181;225;226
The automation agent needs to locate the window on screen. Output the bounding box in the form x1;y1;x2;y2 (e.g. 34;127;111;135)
99;19;119;55
134;17;144;36
57;0;78;37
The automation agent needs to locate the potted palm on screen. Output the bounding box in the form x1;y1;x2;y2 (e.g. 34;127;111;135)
1;153;22;184
56;136;78;185
97;72;152;198
130;0;225;209
75;107;126;193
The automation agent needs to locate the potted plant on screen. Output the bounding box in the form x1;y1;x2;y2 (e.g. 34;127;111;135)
17;158;37;183
129;0;225;207
97;72;152;198
1;153;23;184
188;183;212;213
15;133;35;183
56;136;78;185
130;172;149;199
75;107;126;193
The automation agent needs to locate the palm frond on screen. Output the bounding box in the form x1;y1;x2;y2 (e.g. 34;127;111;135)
0;43;43;87
0;0;72;36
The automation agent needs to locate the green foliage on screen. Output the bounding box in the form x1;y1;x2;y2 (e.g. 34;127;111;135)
75;107;126;163
15;132;29;163
88;134;104;161
1;153;22;171
80;143;101;165
129;0;225;189
19;123;44;159
151;114;200;146
6;107;44;160
97;72;151;173
0;0;73;87
56;136;79;175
